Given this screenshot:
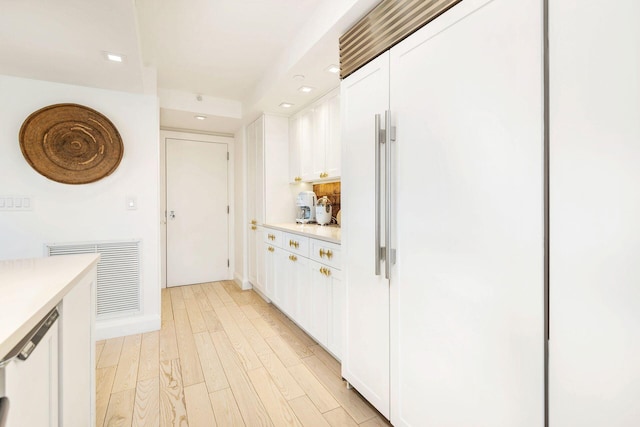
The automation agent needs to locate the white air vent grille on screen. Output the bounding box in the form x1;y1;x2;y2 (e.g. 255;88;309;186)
46;240;141;319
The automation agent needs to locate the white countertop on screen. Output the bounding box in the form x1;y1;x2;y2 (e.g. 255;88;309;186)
264;223;341;244
0;254;100;359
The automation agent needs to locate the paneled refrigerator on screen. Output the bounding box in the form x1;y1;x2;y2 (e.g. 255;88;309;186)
341;0;545;425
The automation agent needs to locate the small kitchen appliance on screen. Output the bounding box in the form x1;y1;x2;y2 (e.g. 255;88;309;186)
316;196;333;225
296;191;317;223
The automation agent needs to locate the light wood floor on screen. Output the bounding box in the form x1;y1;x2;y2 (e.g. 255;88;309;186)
96;281;391;427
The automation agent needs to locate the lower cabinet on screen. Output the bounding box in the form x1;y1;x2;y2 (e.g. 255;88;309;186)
262;227;343;360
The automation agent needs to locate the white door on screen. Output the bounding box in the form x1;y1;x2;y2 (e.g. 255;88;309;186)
341;52;391;418
390;0;544;425
549;1;640;425
166;138;229;287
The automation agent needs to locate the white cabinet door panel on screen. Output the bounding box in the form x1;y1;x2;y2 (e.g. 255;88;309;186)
390;0;544;425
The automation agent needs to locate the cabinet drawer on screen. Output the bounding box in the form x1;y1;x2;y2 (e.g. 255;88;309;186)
263;229;283;247
283;233;309;258
310;239;341;269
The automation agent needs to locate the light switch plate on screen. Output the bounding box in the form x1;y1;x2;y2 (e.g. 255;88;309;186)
0;196;32;211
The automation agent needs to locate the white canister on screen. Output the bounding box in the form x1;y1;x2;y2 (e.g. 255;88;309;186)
316;196;332;225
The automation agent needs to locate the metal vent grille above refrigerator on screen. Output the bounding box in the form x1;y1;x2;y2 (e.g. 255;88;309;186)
46;240;141;319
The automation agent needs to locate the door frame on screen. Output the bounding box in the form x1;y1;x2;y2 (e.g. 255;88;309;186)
160;129;235;288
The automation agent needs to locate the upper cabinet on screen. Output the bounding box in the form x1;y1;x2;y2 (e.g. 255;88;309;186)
289;88;340;183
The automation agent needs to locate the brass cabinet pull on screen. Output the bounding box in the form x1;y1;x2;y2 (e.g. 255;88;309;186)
326;250;333;259
319;266;331;276
289;254;298;262
268;234;275;241
319;172;329;178
289;240;299;249
295;177;302;182
251;220;257;225
319;249;326;258
319;248;333;259
251;225;257;230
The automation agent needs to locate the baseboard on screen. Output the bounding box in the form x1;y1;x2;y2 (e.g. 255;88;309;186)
234;272;253;291
95;313;161;340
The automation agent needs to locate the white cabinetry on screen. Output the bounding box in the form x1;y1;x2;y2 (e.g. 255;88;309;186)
261;226;343;360
289;89;340;182
549;1;640;425
59;266;96;427
246;114;291;290
4;314;59;427
342;0;544;423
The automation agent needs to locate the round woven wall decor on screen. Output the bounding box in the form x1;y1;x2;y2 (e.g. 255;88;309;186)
19;103;124;184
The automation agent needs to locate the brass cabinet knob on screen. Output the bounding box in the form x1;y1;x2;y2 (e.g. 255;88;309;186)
251;220;257;225
251;225;257;230
294;177;302;182
289;254;298;262
319;267;331;276
319;172;329;178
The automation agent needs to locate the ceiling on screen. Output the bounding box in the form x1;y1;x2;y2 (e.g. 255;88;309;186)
0;0;379;135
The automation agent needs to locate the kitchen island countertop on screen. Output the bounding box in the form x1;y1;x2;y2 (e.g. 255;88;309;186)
264;223;341;244
0;253;100;359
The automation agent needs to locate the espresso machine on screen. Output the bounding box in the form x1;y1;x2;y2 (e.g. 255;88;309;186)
295;191;317;223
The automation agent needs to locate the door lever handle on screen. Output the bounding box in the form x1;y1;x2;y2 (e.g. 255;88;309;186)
169;210;176;219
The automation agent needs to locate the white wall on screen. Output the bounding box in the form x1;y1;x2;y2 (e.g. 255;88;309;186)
0;74;160;340
234;126;246;287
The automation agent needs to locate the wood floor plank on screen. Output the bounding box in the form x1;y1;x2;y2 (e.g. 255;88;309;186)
161;288;174;326
323;407;359;427
214;305;262;371
181;285;196;300
169;287;186;311
240;304;262;320
98;336;124;368
159;359;189;427
211;331;273;426
258;352;305;401
212;282;236;306
133;377;160;427
265;335;303;368
287;364;340;414
138;331;160;381
228;305;273;356
254;306;314;358
194;332;229;392
192;284;213;312
249;314;279;339
303;356;376;423
160;320;179;362
96;341;106;368
104;388;136;427
202;309;224;332
359;416;393;426
184;382;217;426
96;366;117;427
112;334;143;392
247;367;302;427
202;283;225;308
288;395;332;427
209;388;246;427
174;309;205;386
309;345;341;377
184;297;207;334
222;281;255;306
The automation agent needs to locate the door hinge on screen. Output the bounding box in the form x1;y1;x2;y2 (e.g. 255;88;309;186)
227;205;229;214
227;259;230;267
390;126;397;142
379;128;386;144
227;152;229;160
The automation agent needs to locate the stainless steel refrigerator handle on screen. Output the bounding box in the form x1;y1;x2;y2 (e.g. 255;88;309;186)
374;114;382;276
385;110;392;280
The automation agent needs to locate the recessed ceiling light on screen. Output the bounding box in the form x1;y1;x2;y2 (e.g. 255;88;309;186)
103;51;125;63
293;74;305;81
326;64;340;74
194;115;207;120
298;86;314;93
279;102;294;108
